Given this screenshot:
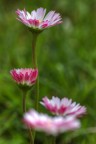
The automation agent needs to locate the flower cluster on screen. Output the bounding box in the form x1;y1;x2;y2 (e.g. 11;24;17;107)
23;96;86;135
16;8;62;31
24;109;80;136
10;6;87;138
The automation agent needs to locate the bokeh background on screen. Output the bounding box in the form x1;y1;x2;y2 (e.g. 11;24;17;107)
0;0;96;143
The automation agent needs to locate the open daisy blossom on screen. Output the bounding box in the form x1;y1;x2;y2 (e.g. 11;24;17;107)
23;109;80;136
16;8;62;31
10;68;38;86
40;96;86;117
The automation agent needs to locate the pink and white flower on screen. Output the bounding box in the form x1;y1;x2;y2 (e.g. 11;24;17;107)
10;68;38;86
16;8;62;31
23;109;80;136
40;96;86;117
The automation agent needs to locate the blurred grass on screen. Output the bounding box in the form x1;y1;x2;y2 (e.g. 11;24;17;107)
0;0;96;143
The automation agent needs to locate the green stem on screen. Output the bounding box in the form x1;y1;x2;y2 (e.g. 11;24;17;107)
32;33;38;68
35;75;39;111
22;90;26;113
22;91;34;144
51;137;56;144
32;33;39;111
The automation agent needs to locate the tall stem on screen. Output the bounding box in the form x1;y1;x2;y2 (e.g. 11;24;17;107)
32;33;38;68
32;33;39;111
22;90;27;113
22;90;34;144
51;137;56;144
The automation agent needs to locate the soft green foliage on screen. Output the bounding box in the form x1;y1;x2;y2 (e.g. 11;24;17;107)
0;0;96;143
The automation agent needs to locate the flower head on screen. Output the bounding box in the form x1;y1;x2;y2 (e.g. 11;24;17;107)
16;8;62;32
23;109;80;136
40;96;86;117
10;68;38;88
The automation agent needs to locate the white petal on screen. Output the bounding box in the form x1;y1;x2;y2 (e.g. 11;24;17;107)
31;10;37;19
36;8;46;21
44;11;55;21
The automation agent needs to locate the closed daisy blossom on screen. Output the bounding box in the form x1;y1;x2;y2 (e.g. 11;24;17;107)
10;68;38;87
23;109;80;136
40;96;86;117
16;8;62;31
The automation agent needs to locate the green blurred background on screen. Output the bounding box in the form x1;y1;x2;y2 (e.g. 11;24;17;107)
0;0;96;143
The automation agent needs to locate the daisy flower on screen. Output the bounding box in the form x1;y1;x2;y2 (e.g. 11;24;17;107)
16;8;62;31
40;96;86;117
24;109;80;136
10;68;38;87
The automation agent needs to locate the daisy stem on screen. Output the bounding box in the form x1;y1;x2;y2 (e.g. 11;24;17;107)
32;33;39;111
51;137;56;144
22;90;27;113
32;33;38;68
22;90;34;144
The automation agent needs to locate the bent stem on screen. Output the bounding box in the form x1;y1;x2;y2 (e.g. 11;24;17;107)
22;90;34;144
32;33;39;111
